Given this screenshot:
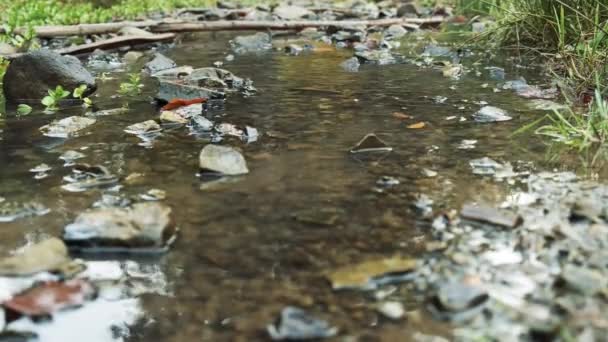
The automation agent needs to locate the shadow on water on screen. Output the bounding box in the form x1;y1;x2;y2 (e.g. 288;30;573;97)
0;31;603;341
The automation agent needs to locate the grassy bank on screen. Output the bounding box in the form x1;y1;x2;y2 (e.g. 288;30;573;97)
0;0;211;28
453;0;608;149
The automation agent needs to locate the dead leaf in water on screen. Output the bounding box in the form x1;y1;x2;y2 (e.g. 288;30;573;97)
3;279;96;317
326;257;417;290
392;112;413;120
407;122;426;129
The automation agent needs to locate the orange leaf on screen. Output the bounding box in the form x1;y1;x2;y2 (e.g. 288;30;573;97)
392;112;413;120
161;98;207;111
407;122;426;129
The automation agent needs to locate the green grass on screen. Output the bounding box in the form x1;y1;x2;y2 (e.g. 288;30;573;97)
452;0;608;150
0;0;213;29
535;86;608;150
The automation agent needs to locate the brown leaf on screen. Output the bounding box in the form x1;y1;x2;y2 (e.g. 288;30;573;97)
392;112;413;120
3;279;96;317
161;98;207;111
407;122;426;129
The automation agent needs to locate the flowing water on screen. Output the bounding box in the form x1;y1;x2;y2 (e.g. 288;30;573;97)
0;31;601;341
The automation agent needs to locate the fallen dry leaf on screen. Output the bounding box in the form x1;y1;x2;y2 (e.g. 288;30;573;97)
407;122;426;129
392;112;413;120
3;279;96;317
161;98;207;111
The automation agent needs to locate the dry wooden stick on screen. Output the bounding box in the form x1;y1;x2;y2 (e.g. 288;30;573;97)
56;32;176;55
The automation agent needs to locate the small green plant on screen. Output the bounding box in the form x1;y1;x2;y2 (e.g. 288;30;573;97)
41;85;70;111
1;24;38;52
73;84;92;108
118;73;144;95
17;104;32;115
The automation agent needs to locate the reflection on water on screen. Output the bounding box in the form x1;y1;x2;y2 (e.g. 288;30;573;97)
0;31;598;340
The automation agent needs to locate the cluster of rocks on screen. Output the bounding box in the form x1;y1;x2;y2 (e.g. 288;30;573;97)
411;169;608;340
177;0;449;22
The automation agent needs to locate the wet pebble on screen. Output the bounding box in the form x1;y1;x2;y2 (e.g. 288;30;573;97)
267;306;338;341
561;264;607;295
124;120;162;135
461;204;522;228
340;57;360;72
0;201;50;223
469;157;503;175
429;282;488;322
59;150;85;166
188;115;214;132
139;189;166;201
0;238;73;277
376;176;400;188
63;202;176;253
40;116;96;138
377;301;405;320
473;106;512;123
199;145;249;176
62;164;118;193
145;53;176;75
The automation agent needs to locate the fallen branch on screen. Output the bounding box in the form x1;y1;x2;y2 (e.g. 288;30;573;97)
1;32;176;59
3;17;445;38
56;32;176;55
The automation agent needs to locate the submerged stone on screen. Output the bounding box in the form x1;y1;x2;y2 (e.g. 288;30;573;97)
199;145;249;176
469;157;503;175
340;57;360;72
189;116;214;132
185;67;251;92
62;164;118;193
231;32;272;53
326;257;417;290
0;201;50;223
473;106;512;123
293;208;341;226
40;116;96;138
377;301;405;320
59;150;85;166
29;164;51;174
63;202;176;253
429;282;489;322
156;79;225;102
355;49;395;65
124;120;162;135
267;306;338;341
350;134;392;154
0;238;71;276
160;110;188;124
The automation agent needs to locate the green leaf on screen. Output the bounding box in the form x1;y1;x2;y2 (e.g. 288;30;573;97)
17;104;32;115
73;84;86;98
41;96;55;107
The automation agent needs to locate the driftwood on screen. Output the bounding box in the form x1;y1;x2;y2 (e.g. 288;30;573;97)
1;32;176;59
56;33;176;55
2;17;445;38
